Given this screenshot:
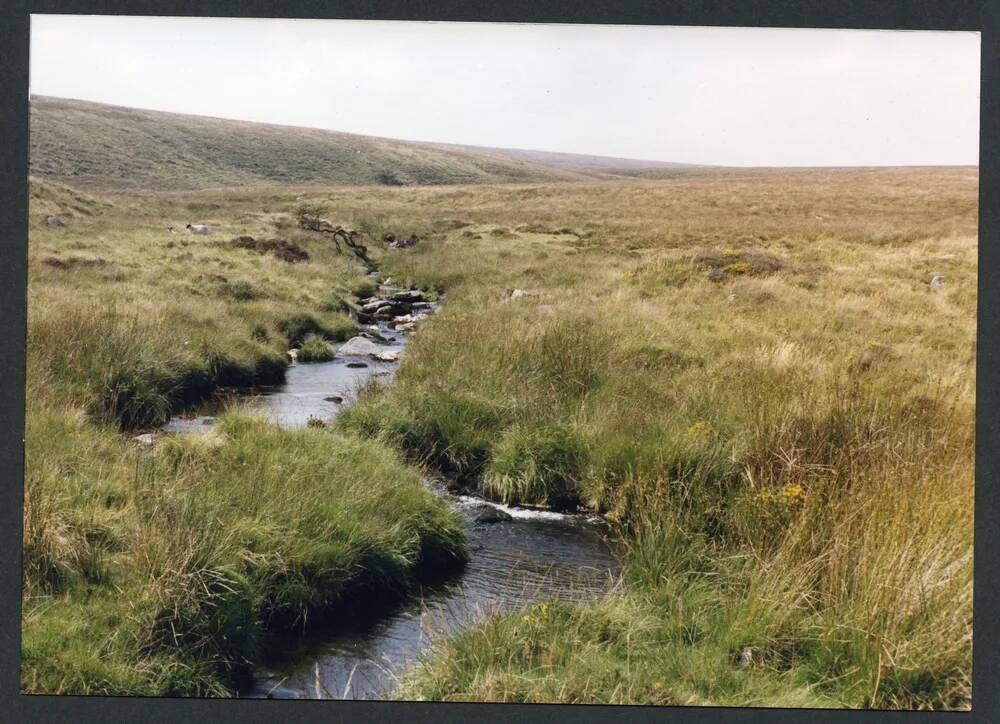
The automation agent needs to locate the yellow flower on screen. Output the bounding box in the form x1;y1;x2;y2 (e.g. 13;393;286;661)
686;421;712;439
781;483;807;505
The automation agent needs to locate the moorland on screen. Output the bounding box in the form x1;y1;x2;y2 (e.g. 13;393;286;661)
21;97;977;708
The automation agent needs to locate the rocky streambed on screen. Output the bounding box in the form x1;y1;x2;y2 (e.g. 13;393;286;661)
161;276;619;700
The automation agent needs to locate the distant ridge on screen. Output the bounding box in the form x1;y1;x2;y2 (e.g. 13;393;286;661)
29;96;702;191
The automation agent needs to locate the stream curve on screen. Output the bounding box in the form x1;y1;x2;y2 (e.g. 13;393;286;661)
163;283;620;700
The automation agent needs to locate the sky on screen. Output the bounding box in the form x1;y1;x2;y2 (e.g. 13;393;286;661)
29;16;981;167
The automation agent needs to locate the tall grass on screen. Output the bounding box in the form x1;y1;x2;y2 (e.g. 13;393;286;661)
24;169;976;706
22;408;467;695
332;170;975;709
22;182;467;695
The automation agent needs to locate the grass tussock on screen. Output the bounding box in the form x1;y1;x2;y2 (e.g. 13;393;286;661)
328;169;974;709
22;409;466;695
296;337;333;363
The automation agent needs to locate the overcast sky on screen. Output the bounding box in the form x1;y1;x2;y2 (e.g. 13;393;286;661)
29;16;980;166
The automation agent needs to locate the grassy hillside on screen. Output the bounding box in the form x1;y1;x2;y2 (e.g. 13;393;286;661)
30;96;600;191
428;143;706;177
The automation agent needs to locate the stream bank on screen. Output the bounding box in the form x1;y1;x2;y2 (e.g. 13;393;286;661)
161;275;620;701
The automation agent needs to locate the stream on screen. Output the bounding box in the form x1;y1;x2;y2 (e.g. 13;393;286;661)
162;284;620;700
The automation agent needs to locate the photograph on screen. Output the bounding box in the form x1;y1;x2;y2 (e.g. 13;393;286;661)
20;14;978;710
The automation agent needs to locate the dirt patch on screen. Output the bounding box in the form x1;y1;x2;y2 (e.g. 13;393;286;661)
694;249;785;281
230;236;309;263
40;255;109;270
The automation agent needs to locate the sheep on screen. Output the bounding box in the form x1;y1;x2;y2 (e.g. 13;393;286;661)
186;223;210;235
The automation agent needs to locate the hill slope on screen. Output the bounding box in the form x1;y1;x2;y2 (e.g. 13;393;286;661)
431;143;703;176
31;96;663;191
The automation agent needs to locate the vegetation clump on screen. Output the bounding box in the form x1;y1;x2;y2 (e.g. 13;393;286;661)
296;337;333;363
694;248;785;281
230;235;309;263
278;313;356;347
481;424;585;510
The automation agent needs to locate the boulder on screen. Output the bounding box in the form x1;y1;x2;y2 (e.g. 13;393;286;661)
46;215;65;228
346;361;368;369
930;273;945;290
391;290;425;303
324;395;344;404
360;331;390;344
372;350;399;363
337;336;384;357
133;433;156;446
391;312;428;328
470;504;514;524
361;299;392;314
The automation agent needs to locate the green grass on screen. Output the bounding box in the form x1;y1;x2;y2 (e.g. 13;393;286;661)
22;179;468;695
22;408;467;695
330;169;975;709
296;337;333;363
24;167;976;707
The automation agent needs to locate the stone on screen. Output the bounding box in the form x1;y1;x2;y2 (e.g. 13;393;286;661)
471;504;514;524
324;395;344;404
46;215;65;228
346;361;368;368
509;289;539;299
395;322;417;333
360;329;389;344
930;273;945;290
336;336;384;356
132;433;155;446
391;312;428;328
372;350;399;363
391;289;424;303
361;299;392;314
265;688;300;699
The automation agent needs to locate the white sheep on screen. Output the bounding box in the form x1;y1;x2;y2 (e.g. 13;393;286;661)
186;223;210;235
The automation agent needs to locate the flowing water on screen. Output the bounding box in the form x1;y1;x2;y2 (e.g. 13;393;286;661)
163;300;620;701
